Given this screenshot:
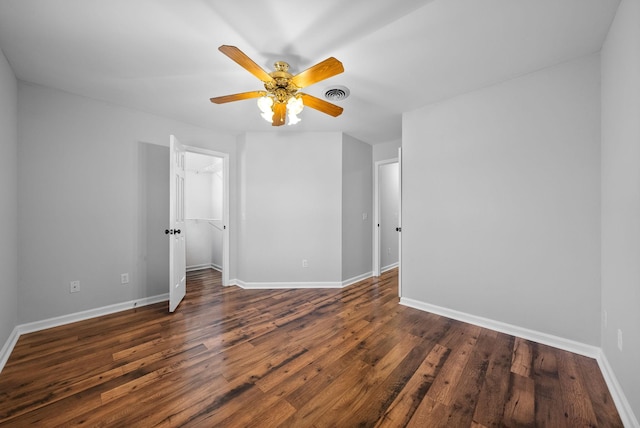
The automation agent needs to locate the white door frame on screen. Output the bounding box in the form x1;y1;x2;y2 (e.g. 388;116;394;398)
373;157;399;277
184;145;231;287
397;147;402;298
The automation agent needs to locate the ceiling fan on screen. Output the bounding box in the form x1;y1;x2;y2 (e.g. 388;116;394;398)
210;45;345;126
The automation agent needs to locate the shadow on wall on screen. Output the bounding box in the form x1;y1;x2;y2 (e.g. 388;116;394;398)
138;142;169;298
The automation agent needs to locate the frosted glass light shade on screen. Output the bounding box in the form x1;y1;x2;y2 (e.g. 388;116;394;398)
257;96;274;122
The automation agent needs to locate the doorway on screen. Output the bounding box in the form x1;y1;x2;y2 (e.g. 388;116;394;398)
373;158;400;278
182;146;230;287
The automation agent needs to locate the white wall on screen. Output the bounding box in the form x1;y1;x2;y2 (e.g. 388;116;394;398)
402;54;601;345
237;132;343;284
0;47;18;349
373;139;401;162
17;82;236;323
341;134;373;281
601;0;640;421
379;162;399;270
186;167;214;218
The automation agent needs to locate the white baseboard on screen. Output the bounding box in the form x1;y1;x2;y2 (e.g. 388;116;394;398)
235;272;373;290
381;263;399;273
342;271;373;287
0;327;21;373
400;296;639;426
236;279;343;289
0;293;168;374
596;351;640;428
400;297;600;358
186;263;222;272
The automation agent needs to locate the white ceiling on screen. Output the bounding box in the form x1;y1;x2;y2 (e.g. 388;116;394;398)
0;0;620;144
186;151;222;174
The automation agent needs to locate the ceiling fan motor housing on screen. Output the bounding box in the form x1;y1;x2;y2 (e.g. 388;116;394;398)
265;61;299;104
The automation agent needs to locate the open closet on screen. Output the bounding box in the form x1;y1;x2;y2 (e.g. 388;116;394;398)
184;152;224;273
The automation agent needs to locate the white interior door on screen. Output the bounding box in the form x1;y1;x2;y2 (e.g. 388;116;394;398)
169;135;186;312
222;154;230;286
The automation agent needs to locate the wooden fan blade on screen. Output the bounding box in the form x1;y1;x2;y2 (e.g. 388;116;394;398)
210;91;266;104
272;103;286;126
218;45;274;83
291;57;344;89
299;93;344;117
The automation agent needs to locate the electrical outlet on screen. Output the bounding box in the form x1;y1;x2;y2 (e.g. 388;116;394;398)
302;259;309;268
617;329;623;351
121;273;129;285
70;280;80;293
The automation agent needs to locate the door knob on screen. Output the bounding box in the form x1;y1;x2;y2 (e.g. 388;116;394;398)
165;229;173;235
175;229;181;234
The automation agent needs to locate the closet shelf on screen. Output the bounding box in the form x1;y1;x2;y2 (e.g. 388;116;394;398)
185;218;221;222
186;218;223;231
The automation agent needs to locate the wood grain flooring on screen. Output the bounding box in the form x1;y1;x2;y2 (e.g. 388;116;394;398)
0;268;623;427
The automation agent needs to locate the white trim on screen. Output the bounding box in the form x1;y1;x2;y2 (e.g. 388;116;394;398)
381;262;399;273
235;272;373;290
399;297;600;358
222;154;230;287
186;263;222;273
342;272;373;287
236;280;343;289
596;351;640;428
186;263;211;272
18;294;169;335
397;147;402;299
0;294;168;373
0;327;20;373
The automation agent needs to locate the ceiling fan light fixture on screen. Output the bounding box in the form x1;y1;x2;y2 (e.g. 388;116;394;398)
287;96;304;114
286;96;304;125
287;112;302;125
260;110;274;122
258;94;305;125
257;96;274;122
257;95;273;112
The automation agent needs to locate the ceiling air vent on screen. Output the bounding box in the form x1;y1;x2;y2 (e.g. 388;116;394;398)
324;86;350;101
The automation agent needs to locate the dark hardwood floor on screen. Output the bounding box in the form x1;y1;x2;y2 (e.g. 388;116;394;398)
0;269;622;427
